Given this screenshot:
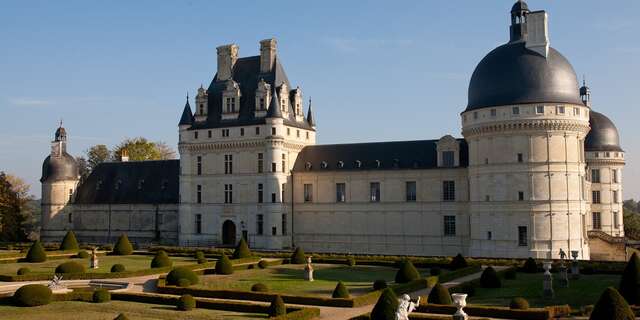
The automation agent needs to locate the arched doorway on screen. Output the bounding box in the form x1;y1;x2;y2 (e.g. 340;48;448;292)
222;220;236;246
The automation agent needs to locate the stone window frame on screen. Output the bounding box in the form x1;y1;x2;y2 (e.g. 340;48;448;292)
592;212;602;230
443;215;456;236
518;226;528;246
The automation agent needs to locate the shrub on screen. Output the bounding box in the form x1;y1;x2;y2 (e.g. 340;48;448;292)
195;251;205;260
590;287;635;320
373;279;388;291
523;257;538;273
111;264;125;273
449;254;468;270
430;267;442;276
25;240;47;263
151;252;173;268
508;297;529;310
112;234;133;255
17;267;30;275
291;247;306;264
251;283;269;292
177;294;196;311
113;314;129;320
92;288;111;303
197;257;207;264
480;266;501;288
395;260;420;284
232;238;252;259
60;230;79;251
504;268;517;280
166;267;199;286
428;283;452;305
215;253;233;275
268;295;286;317
55;261;86;274
332;281;350;298
177;278;191;287
258;260;269;269
13;284;52;307
76;250;90;259
371;288;399;320
346;256;356;266
619;252;640;305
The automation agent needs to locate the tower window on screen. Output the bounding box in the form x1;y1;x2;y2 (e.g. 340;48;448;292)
336;183;346;202
199;104;204;114
574;107;580;116
517;153;523;163
257;153;264;173
256;127;260;135
282;214;288;236
518;191;524;201
490;109;497;117
208;130;212;138
487;231;492;240
197;185;202;204
370;182;381;202
556;105;565;114
272;162;277;172
444;216;456;236
473;112;478;119
69;189;73;201
512;106;520;115
282;154;286;173
304;184;313;202
259;98;265;110
272;127;276;135
613;169;619;183
258;183;263;203
518;226;528;246
591;169;600;183
195;214;202;234
222;129;230;137
240;128;245;136
224;154;233;174
271;193;276;203
614;211;620;229
536;106;544;114
297;130;300;138
197;156;202;175
282;183;285;203
613;190;619;203
194;131;198;139
257;214;264;235
406;181;417;202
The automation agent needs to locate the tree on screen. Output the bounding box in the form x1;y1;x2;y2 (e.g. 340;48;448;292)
85;144;111;171
619;253;640;305
75;156;90;180
155;141;177;160
0;172;35;242
112;137;172;161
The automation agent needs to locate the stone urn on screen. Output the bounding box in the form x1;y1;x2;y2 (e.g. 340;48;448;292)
451;293;468;320
543;261;554;298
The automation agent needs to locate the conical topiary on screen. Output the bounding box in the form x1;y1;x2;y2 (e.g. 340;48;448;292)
370;288;399;320
232;238;252;259
480;266;502;288
25;240;47;263
112;234;133;255
590;287;635;320
215;253;234;275
395;260;420;284
428;283;452;305
619;252;640;305
332;281;351;298
268;295;286;317
291;247;306;264
59;231;79;251
523;257;538;273
449;254;468;270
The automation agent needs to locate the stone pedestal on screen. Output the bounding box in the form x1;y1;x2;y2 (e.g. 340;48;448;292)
543;262;554;298
570;260;580;280
558;264;569;288
452;293;468;320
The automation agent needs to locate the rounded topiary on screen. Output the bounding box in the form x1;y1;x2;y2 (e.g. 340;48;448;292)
111;264;126;273
258;260;268;269
113;314;129;320
373;279;388;291
504;268;517;280
215;253;233;275
449;254;468;270
17;267;30;275
428;283;452;305
195;251;205;260
25;240;47;263
55;261;86;274
291;247;306;264
619;252;640;305
177;278;191;288
332;281;351;298
112;234;133;255
480;266;501;288
166;267;199;286
151;252;173;268
92;288;111;303
251;283;269;292
590;287;635;320
77;250;90;259
177;294;196;311
523;257;538;273
395;260;420;284
510;297;530;310
346;256;356;267
13;284;52;307
197;257;208;264
268;295;286;317
232;238;252;259
60;230;79;251
430;267;442;276
371;288;399;320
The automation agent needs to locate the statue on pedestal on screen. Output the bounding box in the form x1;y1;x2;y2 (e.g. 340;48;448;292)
570;250;580;280
304;256;314;281
90;248;99;269
395;294;420;320
48;274;64;290
543;261;554;298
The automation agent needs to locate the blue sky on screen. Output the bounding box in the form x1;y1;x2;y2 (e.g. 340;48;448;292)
1;1;639;199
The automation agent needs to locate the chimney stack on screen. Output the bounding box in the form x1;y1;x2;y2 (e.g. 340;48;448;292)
260;38;277;73
216;44;239;81
525;11;549;58
120;149;129;162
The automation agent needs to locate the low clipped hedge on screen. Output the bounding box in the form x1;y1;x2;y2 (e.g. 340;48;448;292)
13;284;52;307
251;283;269;292
17;267;30;275
55;261;86;274
417;304;570;320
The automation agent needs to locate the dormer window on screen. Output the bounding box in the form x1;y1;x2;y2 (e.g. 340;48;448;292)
337;161;344;169
355;160;362;168
255;79;271;112
225;97;236;113
305;162;312;170
222;80;241;116
321;161;328;169
375;160;381;168
115;179;122;190
393;159;400;168
137;180;145;190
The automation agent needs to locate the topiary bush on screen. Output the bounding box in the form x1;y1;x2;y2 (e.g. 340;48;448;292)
373;279;388;291
523;257;538;273
619;252;640;305
509;297;530;310
371;288;399;320
55;261;86;274
480;266;501;288
291;247;306;264
504;268;517;280
197;257;207;264
251;283;269;292
430;267;442;276
13;284;52;307
17;267;30;275
177;278;191;288
195;251;206;263
428;283;452;305
77;250;90;259
151;251;173;268
449;254;468;270
60;230;79;251
258;260;269;269
346;256;356;267
268;295;286;317
177;294;196;311
113;314;129;320
395;260;420;284
112;234;133;255
25;240;47;263
92;288;111;303
166;267;199;287
215;253;233;275
332;281;351;298
232;238;252;259
590;287;635;320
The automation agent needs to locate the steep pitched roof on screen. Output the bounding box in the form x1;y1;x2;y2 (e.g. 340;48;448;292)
266;87;282;118
178;99;193;126
306;102;315;127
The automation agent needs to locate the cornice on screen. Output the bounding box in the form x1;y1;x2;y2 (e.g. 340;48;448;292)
462;119;590;137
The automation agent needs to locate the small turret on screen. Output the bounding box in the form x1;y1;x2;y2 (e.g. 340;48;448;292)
266;87;282;118
580;78;591;107
178;95;194;127
509;0;530;42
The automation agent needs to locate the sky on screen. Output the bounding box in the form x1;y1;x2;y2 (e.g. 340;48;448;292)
1;1;639;199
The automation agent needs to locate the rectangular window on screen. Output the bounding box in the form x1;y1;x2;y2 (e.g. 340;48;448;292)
195;214;202;234
197;185;202;204
370;182;381;202
536;106;545;114
272;226;277;236
613;190;619;203
490;109;497;117
556;105;565;114
614;211;620;229
257;214;263;235
222;129;230;137
518;191;524;201
282;214;287;236
208;130;212;138
487;231;492;240
512;106;520;115
592;212;602;229
591;169;600;183
444;216;456;236
197;156;202;175
224;154;233;174
442;151;455;167
287;128;290;136
240;128;245;136
574;107;580;116
592;191;601;204
282;154;286;173
271;127;276;135
304;184;313;202
194;131;198;139
518;226;528;246
517;153;523;163
282;183;285;203
68;212;72;223
272;162;277;172
259;98;265;110
255;127;260;135
406;181;417;202
613;169;619;183
473;112;478;119
306;132;309;140
258;153;264;173
258;184;263;203
443;180;456;201
69;188;73;201
297;130;300;138
271;193;276;203
224;184;233;204
336;183;346;202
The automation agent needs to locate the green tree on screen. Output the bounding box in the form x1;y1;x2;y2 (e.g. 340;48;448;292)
75;156;90;180
112;137;175;161
619;252;640;305
85;144;111;170
0;172;35;242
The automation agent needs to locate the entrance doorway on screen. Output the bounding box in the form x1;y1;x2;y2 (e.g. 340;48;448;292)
222;220;236;246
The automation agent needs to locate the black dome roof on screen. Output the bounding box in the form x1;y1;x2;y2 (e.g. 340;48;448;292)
586;111;622;152
40;152;79;183
511;1;529;13
466;42;583;111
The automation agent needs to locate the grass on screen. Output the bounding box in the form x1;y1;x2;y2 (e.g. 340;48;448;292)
467;272;620;308
0;300;267;320
196;263;432;297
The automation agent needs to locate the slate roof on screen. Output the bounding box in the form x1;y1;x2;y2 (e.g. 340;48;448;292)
586;111;623;152
74;160;179;204
293;139;468;172
178;99;193;126
40;153;79;183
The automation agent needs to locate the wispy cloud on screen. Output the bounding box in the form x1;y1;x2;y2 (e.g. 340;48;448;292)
322;37;414;54
8;98;54;107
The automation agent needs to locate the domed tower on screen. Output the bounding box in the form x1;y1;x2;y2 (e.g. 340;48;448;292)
40;123;80;242
461;1;591;259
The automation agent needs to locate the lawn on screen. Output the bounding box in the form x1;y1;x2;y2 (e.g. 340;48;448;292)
196;263;432;298
0;300;267;320
0;255;198;276
467;273;620;308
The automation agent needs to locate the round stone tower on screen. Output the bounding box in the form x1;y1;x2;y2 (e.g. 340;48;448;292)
461;0;591;259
